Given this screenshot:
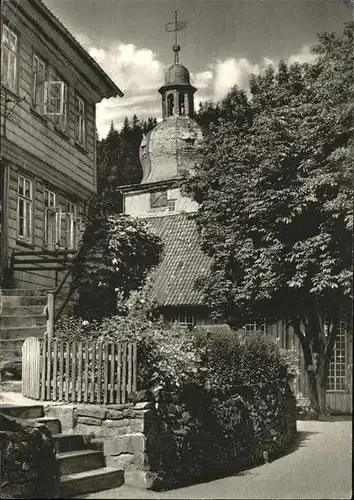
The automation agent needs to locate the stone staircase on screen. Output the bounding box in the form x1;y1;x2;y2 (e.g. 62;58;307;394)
0;289;48;378
0;403;124;497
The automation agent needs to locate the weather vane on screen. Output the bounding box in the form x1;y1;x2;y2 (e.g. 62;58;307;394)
165;10;187;64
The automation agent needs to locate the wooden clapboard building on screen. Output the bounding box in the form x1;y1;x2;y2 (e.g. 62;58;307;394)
0;0;122;369
120;41;352;414
0;0;122;288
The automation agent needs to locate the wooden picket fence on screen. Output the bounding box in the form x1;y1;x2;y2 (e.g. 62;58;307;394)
22;336;137;404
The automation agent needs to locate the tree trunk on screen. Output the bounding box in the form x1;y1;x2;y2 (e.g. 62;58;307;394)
292;313;339;418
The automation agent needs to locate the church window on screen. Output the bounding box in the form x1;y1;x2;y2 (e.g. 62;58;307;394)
184;137;195;147
243;322;267;335
167;94;174;116
168;199;176;212
327;322;347;391
179;92;185;115
150;190;168;209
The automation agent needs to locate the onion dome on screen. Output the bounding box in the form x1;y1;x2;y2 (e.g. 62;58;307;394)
165;63;191;86
139;115;203;184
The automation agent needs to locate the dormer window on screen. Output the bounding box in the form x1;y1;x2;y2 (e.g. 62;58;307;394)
185;138;195;147
150;190;168;209
141;136;147;158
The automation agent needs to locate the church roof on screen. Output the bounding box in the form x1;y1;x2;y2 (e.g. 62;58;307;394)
145;213;211;307
140;116;203;184
165;63;190;85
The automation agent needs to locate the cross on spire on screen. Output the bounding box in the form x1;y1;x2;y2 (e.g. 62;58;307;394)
165;10;187;64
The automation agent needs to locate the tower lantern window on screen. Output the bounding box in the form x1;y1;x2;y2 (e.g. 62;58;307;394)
167;94;174;116
179;92;185;115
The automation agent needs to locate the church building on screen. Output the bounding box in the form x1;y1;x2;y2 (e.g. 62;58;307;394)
120;42;213;327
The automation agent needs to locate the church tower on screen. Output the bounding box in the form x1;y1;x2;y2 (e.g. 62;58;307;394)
158;44;197;119
119;11;210;327
121;12;203;215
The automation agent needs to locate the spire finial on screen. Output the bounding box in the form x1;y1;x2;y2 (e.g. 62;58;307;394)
165;10;187;64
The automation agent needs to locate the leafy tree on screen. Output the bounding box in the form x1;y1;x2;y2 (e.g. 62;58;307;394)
184;24;353;415
73;214;163;320
75;115;160;320
93;116;157;214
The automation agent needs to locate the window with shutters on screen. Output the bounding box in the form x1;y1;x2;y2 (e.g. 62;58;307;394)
17;176;33;242
64;202;83;250
75;95;86;146
32;54;46;111
45;69;68;131
44;189;58;249
1;24;18;92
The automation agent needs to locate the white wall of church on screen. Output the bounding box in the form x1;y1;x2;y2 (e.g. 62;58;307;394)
123;187;198;218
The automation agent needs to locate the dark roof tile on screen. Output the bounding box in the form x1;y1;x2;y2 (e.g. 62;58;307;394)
145;213;210;307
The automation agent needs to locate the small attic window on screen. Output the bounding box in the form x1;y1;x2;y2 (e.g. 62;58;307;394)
184;137;195;147
150;190;168;209
141;135;147;157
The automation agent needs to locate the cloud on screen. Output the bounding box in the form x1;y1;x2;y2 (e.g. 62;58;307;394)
75;34;318;137
287;45;317;65
191;44;318;104
212;58;260;100
76;34;165;137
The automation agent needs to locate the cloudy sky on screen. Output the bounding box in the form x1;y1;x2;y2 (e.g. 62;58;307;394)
43;0;351;138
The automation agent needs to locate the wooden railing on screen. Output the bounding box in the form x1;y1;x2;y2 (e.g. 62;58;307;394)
22;336;137;404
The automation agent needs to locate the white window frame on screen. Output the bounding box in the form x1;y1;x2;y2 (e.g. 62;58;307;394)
327;322;347;392
59;202;83;250
170;313;195;328
43;189;59;249
44;81;66;116
75;94;86;145
32;54;46;111
17;175;33;242
1;24;18;92
243;322;267;335
168;199;176;212
44;69;68;130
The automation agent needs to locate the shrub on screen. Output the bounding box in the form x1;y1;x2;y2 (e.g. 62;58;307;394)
56;298;296;395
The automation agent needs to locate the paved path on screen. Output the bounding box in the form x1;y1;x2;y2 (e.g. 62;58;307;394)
76;419;352;499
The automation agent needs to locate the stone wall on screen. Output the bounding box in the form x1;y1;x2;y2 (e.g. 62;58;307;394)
47;382;296;491
0;413;60;499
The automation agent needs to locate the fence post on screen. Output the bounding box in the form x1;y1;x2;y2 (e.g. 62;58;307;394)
46;290;55;338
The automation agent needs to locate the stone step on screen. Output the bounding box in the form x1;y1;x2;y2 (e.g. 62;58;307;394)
0;380;22;393
60;467;124;498
1;314;46;328
1;304;47;315
0;338;26;359
0;325;46;339
1;295;48;306
58;450;105;476
53;433;91;454
0;404;44;419
27;416;62;434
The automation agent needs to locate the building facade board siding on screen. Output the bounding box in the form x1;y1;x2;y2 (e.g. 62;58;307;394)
1;1;121;291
